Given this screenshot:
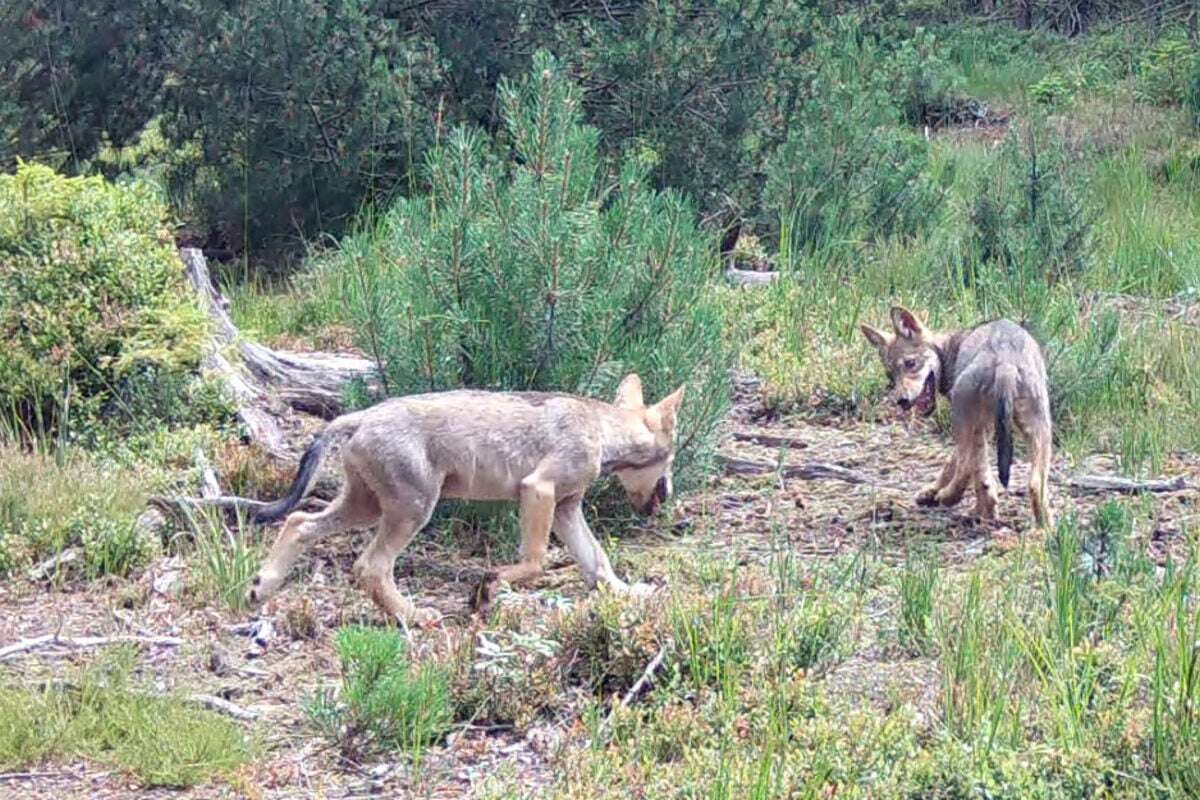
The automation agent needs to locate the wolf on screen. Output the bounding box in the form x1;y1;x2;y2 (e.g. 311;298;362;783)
245;374;684;626
860;306;1053;528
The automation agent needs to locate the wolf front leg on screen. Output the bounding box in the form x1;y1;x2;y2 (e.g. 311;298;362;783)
552;498;625;591
915;454;957;507
490;474;556;587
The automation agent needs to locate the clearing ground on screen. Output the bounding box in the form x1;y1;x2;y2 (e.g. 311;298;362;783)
1;371;1194;799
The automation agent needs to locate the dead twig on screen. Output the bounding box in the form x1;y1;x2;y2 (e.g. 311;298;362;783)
732;431;809;450
188;693;260;721
605;642;670;729
0;634;184;662
722;456;868;485
1063;473;1191;495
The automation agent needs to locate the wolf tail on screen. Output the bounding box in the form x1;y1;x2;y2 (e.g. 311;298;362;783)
251;412;364;525
994;364;1018;489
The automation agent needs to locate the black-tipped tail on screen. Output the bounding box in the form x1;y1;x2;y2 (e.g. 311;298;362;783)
251;434;329;525
996;394;1013;489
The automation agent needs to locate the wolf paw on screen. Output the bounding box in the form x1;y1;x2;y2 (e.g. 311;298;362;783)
626;581;657;599
245;572;279;606
934;488;964;507
914;487;939;506
409;607;443;630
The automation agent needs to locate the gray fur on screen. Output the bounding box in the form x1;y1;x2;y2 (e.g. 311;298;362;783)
246;374;684;626
861;310;1054;527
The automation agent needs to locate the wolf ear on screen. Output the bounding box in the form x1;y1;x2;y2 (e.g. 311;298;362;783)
648;385;686;432
890;306;928;340
614;373;645;409
859;323;892;350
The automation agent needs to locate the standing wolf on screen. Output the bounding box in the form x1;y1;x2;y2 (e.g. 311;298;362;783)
245;374;683;626
860;306;1053;528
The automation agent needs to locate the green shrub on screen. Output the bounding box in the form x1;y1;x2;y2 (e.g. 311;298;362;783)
306;625;452;759
966;120;1092;290
765;18;942;253
1136;30;1197;107
0;163;208;433
319;52;731;482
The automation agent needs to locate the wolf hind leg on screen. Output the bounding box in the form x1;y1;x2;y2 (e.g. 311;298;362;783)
972;449;999;520
352;488;439;627
1019;404;1054;529
249;465;380;605
935;391;991;509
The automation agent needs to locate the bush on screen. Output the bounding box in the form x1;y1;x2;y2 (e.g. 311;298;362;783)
0;163;209;433
319;52;731;482
162;0;442;255
966;120;1092;289
306;626;452;759
765;18;943;253
1136;29;1197;107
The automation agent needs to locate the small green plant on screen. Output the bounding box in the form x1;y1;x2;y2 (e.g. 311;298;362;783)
775;593;847;672
1151;562;1200;792
670;586;750;699
899;549;938;653
306;626;452;760
182;505;262;611
0;442;155;578
1136;32;1197;106
0;647;250;787
1029;73;1073;104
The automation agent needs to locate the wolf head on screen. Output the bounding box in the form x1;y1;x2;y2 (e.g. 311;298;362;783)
860;306;941;417
610;374;686;516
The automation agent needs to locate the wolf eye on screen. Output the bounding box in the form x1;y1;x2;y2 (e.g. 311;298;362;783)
903;357;921;371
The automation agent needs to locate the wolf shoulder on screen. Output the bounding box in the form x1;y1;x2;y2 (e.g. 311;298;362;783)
963;319;1046;359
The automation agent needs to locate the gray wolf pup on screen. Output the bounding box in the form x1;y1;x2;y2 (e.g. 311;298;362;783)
246;374;684;626
860;306;1053;528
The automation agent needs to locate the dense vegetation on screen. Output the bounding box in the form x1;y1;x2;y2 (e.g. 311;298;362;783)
3;0;1200;796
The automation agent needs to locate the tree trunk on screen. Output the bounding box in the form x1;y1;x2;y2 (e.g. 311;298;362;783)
180;247;379;461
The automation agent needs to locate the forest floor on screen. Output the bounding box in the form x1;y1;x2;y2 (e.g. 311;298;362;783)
1;370;1196;799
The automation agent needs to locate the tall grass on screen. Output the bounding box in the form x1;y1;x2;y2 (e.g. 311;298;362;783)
179;504;263;611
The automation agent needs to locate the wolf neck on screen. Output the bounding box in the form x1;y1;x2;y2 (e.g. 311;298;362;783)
598;405;668;474
929;329;968;396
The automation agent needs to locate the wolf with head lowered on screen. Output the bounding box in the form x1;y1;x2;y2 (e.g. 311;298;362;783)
246;374;683;626
860;306;1053;528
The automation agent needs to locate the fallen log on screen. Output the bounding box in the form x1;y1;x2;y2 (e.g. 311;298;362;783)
179;247;379;460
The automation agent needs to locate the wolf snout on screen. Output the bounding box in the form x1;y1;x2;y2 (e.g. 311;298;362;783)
897;396;912;410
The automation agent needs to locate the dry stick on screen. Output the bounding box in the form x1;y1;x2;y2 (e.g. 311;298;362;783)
731;431;809;450
1064;474;1191;494
188;693;260;722
724;455;1193;495
722;456;868;485
604;642;670;730
0;634;184;662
